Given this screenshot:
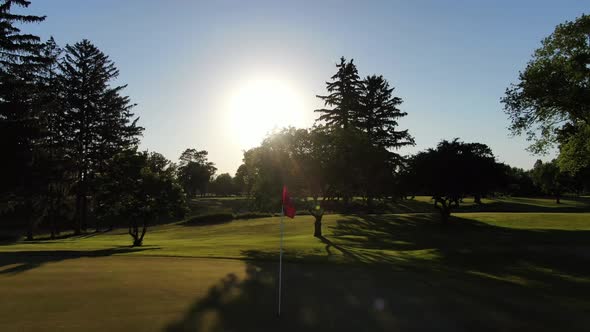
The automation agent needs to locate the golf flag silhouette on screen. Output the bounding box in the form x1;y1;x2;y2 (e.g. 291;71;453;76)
277;185;295;317
282;185;296;218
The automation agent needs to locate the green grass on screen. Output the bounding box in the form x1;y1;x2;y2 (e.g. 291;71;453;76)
1;200;589;331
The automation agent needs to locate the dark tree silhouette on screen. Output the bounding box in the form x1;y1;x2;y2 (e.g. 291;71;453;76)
95;150;187;245
210;173;235;196
0;0;48;239
315;57;362;129
406;139;505;222
177;149;217;197
358;75;414;149
58;39;143;233
36;37;70;239
531;160;573;204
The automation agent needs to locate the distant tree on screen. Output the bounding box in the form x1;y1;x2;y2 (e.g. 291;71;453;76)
211;173;235;196
407;139;504;222
315;57;362;129
59;39;143;233
95;150;187;245
177;149;217;197
531;160;572;204
502;14;590;174
234;164;251;195
503;166;542;197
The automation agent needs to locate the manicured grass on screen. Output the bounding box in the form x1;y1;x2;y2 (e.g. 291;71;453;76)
1;207;589;331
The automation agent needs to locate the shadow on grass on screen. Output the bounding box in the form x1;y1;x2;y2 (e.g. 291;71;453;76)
388;196;590;214
0;247;160;275
165;214;590;331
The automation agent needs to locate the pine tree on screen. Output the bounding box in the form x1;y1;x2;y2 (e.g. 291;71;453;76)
36;37;71;238
314;57;362;129
0;0;47;238
358;75;414;150
59;39;143;233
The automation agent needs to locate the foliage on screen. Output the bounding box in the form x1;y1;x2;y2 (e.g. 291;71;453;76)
314;57;362;129
59;39;143;233
502;14;590;173
209;173;237;196
405;139;507;221
531;159;573;203
358;74;415;149
177;149;217;197
95;149;187;245
0;1;52;239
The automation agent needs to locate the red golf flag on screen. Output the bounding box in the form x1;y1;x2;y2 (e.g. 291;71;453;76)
282;186;296;218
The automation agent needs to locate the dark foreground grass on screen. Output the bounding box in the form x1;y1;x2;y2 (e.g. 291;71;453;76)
0;210;589;331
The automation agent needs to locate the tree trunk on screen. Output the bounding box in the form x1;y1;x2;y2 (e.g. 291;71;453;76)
50;213;56;239
474;194;482;205
74;192;82;235
367;195;374;210
556;195;561;204
434;197;452;224
314;215;323;238
129;220;148;246
25;198;34;241
81;193;88;232
440;207;451;223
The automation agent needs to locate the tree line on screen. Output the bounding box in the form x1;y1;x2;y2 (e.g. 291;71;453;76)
0;1;220;244
1;2;588;242
232;12;590;225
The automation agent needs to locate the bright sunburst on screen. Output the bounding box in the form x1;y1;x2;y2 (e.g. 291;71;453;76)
227;78;304;148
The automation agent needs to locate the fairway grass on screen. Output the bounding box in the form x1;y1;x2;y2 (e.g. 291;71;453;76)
1;211;589;331
2;212;589;262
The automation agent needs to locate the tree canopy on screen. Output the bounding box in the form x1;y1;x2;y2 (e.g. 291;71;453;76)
502;14;590;174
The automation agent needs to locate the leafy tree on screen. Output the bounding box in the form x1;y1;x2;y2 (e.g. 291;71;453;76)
95;150;187;245
234;164;251;195
503;166;542;197
315;57;362;129
58;39;143;233
502;14;590;173
407;139;504;222
177;149;217;197
531;159;572;204
210;173;235;196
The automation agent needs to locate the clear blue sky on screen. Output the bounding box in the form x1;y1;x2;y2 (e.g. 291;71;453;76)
22;0;587;174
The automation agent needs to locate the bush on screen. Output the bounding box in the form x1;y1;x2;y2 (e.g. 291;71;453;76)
184;212;234;225
233;212;273;220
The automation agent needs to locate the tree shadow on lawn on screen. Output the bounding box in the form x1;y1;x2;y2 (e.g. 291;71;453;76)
165;214;590;331
0;247;160;275
389;196;590;213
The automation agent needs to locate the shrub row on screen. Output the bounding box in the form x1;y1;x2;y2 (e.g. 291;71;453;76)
184;211;278;225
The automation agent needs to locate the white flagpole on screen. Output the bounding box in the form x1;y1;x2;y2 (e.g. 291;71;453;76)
277;206;284;317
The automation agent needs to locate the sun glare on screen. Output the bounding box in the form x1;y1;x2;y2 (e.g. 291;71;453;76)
227;78;304;148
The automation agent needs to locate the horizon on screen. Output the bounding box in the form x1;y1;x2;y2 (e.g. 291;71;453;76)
21;0;587;174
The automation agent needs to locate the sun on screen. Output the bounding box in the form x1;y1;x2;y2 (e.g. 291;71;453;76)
227;78;304;148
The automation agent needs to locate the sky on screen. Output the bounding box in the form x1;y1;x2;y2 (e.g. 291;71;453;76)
20;0;588;175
